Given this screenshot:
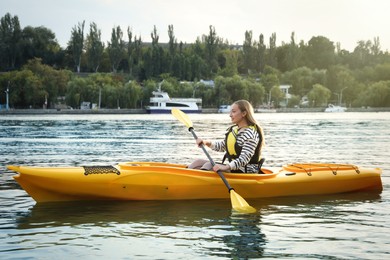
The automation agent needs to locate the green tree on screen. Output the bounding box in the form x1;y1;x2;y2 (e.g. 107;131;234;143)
85;22;104;72
108;26;125;73
348;39;383;69
4;70;46;108
21;26;60;66
204;25;220;77
282;66;313;97
267;33;277;68
269;85;284;107
261;65;280;92
127;27;144;77
245;79;265;107
255;34;266;73
243;30;255;73
69;21;85;73
123;80;143;108
373;63;390;82
218;49;238;77
167;24;178;73
305;36;335;69
0;13;22;70
307;84;331;107
23;58;71;107
188;39;206;80
355;81;390;107
326;65;358;105
126;33;143;80
276;32;300;72
152;25;162;77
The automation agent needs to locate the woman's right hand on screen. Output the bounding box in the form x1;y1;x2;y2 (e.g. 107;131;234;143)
196;138;210;147
196;138;204;147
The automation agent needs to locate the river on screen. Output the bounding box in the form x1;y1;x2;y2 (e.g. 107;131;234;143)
0;112;389;259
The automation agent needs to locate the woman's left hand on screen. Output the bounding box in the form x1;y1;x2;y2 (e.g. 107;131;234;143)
213;164;230;172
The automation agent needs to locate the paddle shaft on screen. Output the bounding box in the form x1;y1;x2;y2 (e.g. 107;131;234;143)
189;127;234;192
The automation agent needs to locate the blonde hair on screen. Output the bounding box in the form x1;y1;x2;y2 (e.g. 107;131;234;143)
233;100;265;150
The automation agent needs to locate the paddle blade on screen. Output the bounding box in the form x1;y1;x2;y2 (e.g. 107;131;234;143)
171;108;193;128
230;190;257;214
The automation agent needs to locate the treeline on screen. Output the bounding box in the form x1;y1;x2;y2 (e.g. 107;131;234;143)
1;12;390;109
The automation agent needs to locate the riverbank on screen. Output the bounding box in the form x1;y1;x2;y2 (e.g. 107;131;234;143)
1;107;389;115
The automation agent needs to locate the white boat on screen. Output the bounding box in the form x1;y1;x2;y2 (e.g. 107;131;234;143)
256;108;277;113
146;90;202;114
218;105;231;113
324;104;347;112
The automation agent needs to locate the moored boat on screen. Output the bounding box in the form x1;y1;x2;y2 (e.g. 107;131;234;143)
324;104;347;112
218;105;231;113
256;108;277;113
6;162;382;203
145;89;202;114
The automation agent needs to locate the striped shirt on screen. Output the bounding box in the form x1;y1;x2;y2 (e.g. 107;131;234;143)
211;126;260;173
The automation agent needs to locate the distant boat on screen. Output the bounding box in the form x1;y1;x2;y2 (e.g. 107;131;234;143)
324;104;347;112
145;89;202;114
256;108;277;113
218;105;231;113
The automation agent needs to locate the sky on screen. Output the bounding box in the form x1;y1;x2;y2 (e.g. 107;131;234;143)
2;0;390;52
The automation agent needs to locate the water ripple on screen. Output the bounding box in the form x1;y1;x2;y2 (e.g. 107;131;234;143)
1;112;389;259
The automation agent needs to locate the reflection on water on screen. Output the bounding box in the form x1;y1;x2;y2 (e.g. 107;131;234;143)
1;112;389;259
218;213;265;258
10;192;382;259
13;200;266;259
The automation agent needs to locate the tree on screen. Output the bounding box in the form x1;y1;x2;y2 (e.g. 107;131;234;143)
108;26;125;73
276;32;300;72
255;34;266;73
204;25;220;77
69;21;85;73
126;27;134;75
167;24;178;73
0;58;70;108
325;65;359;105
243;30;255;73
245;79;265;107
260;65;280;92
149;25;162;77
218;49;238;77
85;22;104;72
2;69;46;108
282;66;313;97
307;84;331;107
267;33;277;68
66;77;87;108
269;85;285;107
23;58;71;108
188;38;206;80
123;80;143;108
355;81;390;107
21;26;60;67
126;28;143;79
0;13;22;70
305;36;335;69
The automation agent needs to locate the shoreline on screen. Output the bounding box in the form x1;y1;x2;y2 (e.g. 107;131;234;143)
1;107;390;115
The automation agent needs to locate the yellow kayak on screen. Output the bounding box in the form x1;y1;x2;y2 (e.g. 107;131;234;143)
7;162;382;203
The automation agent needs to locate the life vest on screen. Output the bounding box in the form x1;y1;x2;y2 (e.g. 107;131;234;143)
223;125;262;164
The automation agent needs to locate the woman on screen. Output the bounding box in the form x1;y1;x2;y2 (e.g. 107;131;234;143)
188;100;265;173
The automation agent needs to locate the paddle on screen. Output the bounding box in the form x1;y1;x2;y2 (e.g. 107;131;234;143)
171;108;256;214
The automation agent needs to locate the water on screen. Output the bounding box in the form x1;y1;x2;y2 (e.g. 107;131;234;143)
1;112;389;259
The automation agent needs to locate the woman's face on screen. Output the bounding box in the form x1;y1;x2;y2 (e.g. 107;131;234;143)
229;103;247;125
